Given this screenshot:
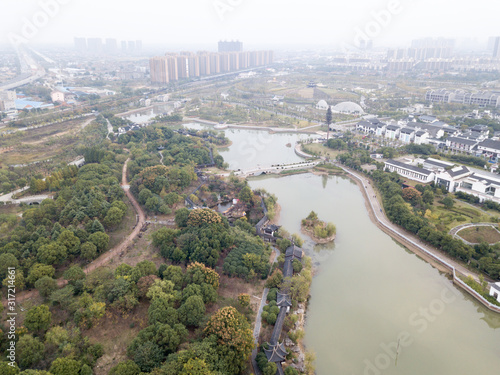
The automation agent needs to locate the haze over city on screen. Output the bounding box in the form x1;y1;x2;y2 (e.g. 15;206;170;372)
1;0;500;50
1;1;500;375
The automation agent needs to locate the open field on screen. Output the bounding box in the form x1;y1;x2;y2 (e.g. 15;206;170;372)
302;143;343;159
0;117;92;167
457;225;500;244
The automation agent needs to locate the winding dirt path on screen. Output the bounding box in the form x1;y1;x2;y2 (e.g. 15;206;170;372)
2;158;146;306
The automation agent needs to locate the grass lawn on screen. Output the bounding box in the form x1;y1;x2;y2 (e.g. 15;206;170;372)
302;143;343;160
457;226;500;244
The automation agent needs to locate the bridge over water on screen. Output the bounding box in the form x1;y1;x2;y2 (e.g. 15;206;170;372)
233;160;320;178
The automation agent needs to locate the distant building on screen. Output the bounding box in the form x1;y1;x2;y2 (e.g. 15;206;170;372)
316;100;329;110
0;90;16;111
74;37;87;51
493;36;500;58
384;159;435;183
105;38;117;53
87;38;102;53
426;89;500;108
135;40;142;52
218;40;243;52
489;283;500;303
50;90;65;103
149;50;273;84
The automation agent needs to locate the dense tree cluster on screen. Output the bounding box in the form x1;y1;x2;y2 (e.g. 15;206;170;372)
153;211;234;267
0;161;127;293
223;227;272;279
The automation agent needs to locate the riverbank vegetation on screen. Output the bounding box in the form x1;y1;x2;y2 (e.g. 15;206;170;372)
462;274;500;306
301;211;336;243
367;168;500;279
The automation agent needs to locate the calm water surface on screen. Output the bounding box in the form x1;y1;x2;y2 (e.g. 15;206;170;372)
249;173;500;375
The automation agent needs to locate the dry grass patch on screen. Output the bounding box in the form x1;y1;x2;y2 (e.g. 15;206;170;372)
457;225;500;244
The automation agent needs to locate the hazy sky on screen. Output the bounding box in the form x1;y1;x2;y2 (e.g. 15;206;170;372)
1;0;499;50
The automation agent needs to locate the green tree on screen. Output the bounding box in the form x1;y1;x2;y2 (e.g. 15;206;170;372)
178;295;205;327
49;357;81;375
37;242;67;264
63;265;86;285
24;305;52;332
103;206;125;228
132;341;164;372
80;241;97;260
89;231;109;252
175;208;190;228
162;265;184;290
109;360;141;375
0;253;19;281
180;358;214;375
34;276;57;298
238;186;254;204
204;307;254;374
326;105;332;140
422;190;435;205
17;334;44;369
26;263;55;285
443;196;454;209
2;268;25;291
57;230;81;257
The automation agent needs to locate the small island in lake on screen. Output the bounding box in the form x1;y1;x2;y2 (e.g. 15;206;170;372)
301;210;336;243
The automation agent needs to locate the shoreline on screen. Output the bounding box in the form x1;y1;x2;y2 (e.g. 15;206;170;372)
300;225;336;244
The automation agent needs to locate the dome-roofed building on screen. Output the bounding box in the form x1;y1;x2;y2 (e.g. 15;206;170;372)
316;99;329;110
332;101;364;114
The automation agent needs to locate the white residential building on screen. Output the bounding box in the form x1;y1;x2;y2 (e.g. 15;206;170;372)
434;166;473;192
489;282;500;303
457;173;500;203
385;125;401;140
384;159;435;183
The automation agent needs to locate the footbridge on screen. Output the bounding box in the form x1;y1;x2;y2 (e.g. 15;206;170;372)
234;160;320;178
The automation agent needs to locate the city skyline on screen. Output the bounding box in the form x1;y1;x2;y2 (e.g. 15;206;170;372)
1;0;500;50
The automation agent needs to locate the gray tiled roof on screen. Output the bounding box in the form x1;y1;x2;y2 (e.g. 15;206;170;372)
385;159;433;176
478;139;500;151
447;137;479;147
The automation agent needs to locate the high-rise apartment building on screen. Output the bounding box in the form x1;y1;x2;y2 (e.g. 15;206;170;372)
150;49;273;84
218;40;243;52
493;37;500;58
198;53;211;76
177;56;189;79
87;38;102;53
150;57;170;84
105;38;117;53
74;37;87;51
188;56;200;77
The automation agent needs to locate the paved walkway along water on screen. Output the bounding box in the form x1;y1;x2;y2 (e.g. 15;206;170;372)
251;247;280;375
335;163;482;281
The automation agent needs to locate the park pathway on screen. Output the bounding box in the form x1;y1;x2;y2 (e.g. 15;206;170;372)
1;157;146;306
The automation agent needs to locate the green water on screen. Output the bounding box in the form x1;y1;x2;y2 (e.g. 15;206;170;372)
249;173;500;375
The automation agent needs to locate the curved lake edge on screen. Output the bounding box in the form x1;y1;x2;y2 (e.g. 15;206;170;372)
335;165;500;314
300;224;336;244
